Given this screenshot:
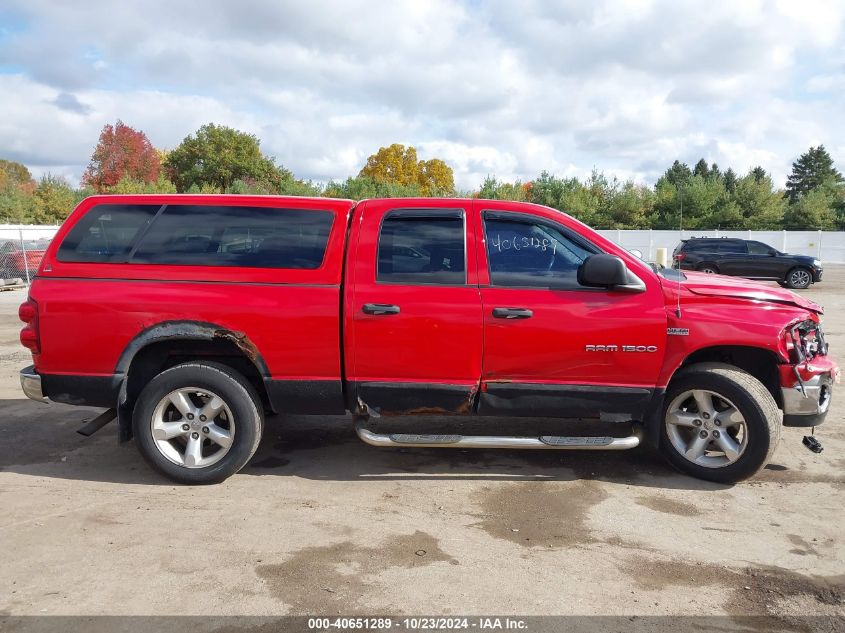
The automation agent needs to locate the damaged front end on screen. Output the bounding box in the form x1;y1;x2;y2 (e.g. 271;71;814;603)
780;318;839;427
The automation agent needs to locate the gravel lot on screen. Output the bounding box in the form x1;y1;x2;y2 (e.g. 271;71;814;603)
0;270;843;627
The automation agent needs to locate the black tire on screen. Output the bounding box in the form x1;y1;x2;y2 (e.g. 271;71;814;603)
784;266;812;289
133;361;263;484
696;263;719;274
659;362;780;483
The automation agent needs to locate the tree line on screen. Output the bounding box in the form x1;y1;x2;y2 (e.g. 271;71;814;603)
1;120;843;230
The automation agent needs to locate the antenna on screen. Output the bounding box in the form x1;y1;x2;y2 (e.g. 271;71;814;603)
676;185;683;318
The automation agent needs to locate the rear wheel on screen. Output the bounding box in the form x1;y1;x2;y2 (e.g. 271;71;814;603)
659;363;780;483
696;263;719;274
785;267;812;289
133;362;263;484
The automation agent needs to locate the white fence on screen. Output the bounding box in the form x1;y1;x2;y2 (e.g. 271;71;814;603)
597;229;845;263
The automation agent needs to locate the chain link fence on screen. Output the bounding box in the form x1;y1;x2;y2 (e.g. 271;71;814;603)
0;226;60;288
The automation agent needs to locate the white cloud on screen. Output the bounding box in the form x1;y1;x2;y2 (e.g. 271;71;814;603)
0;0;843;191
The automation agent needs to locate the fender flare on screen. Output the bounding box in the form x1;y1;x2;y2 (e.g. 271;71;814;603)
115;320;270;377
114;320;269;442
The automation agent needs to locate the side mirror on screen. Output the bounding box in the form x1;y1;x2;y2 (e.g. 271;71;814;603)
577;254;630;287
768;250;777;256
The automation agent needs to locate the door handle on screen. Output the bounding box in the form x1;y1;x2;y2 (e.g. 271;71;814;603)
362;303;401;316
492;307;533;319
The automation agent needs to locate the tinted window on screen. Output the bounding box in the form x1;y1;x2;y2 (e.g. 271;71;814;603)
58;204;159;263
747;241;773;255
484;216;597;288
716;241;747;254
131;205;333;268
377;213;465;284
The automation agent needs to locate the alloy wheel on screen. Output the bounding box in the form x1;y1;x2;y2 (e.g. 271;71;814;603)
150;387;235;468
665;389;748;468
790;269;811;288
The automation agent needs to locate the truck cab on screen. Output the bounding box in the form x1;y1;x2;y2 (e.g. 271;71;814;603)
18;195;838;484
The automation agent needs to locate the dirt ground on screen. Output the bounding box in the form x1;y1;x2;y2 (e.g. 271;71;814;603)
0;268;843;627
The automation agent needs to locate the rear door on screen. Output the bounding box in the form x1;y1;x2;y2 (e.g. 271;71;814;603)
474;202;666;418
344;199;483;415
714;240;750;276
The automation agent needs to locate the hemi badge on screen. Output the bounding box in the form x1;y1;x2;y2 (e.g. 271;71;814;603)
668;328;689;336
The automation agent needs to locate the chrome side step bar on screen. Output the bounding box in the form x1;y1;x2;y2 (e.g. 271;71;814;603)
354;420;641;451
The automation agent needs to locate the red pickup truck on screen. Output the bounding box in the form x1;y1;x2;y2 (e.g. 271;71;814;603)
18;195;838;484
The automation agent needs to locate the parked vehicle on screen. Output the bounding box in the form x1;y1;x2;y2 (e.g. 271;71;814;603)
19;195;838;484
1;238;47;282
672;237;823;289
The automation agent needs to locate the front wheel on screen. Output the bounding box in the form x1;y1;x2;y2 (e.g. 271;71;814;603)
659;363;780;483
785;267;812;289
133;362;263;484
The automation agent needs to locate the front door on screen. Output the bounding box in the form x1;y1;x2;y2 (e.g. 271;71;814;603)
745;241;785;279
345;200;483;415
474;203;666;418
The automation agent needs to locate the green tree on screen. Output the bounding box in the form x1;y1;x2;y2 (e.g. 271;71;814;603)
0;159;36;223
164;123;291;192
477;176;530;201
323;176;423;199
785;145;843;204
709;163;721;180
783;188;837;229
750;166;768;183
31;174;76;224
693;158;710;179
603;180;654;229
722;168;738;193
106;175;178;194
662;160;692;186
653;175;727;229
730;173;785;229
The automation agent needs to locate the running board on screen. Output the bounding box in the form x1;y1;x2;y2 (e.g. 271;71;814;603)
354;421;641;451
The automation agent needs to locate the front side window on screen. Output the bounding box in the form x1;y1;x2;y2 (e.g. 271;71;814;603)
484;215;597;288
377;212;465;284
58;204;159;263
747;241;773;255
131;205;333;268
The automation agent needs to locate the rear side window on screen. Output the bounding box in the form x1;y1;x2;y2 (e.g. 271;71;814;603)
717;241;747;254
683;241;715;252
58;204;159;263
377;211;465;284
131;205;333;268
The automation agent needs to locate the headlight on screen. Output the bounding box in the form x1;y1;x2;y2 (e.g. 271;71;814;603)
786;319;828;362
813;259;822;267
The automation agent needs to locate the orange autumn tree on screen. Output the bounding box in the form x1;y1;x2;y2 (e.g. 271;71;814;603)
83;120;161;192
359;144;455;195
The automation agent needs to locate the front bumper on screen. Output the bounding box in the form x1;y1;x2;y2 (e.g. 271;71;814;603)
781;359;838;427
20;365;47;402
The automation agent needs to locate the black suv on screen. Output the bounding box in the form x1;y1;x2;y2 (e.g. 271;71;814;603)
673;237;823;289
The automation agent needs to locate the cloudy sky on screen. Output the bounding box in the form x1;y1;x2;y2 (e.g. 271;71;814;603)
0;0;843;191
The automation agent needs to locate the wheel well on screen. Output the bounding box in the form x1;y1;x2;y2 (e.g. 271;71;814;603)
785;264;811;278
679;346;783;408
125;338;270;411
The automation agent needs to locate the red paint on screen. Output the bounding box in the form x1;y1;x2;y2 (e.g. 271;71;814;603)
20;194;837;412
